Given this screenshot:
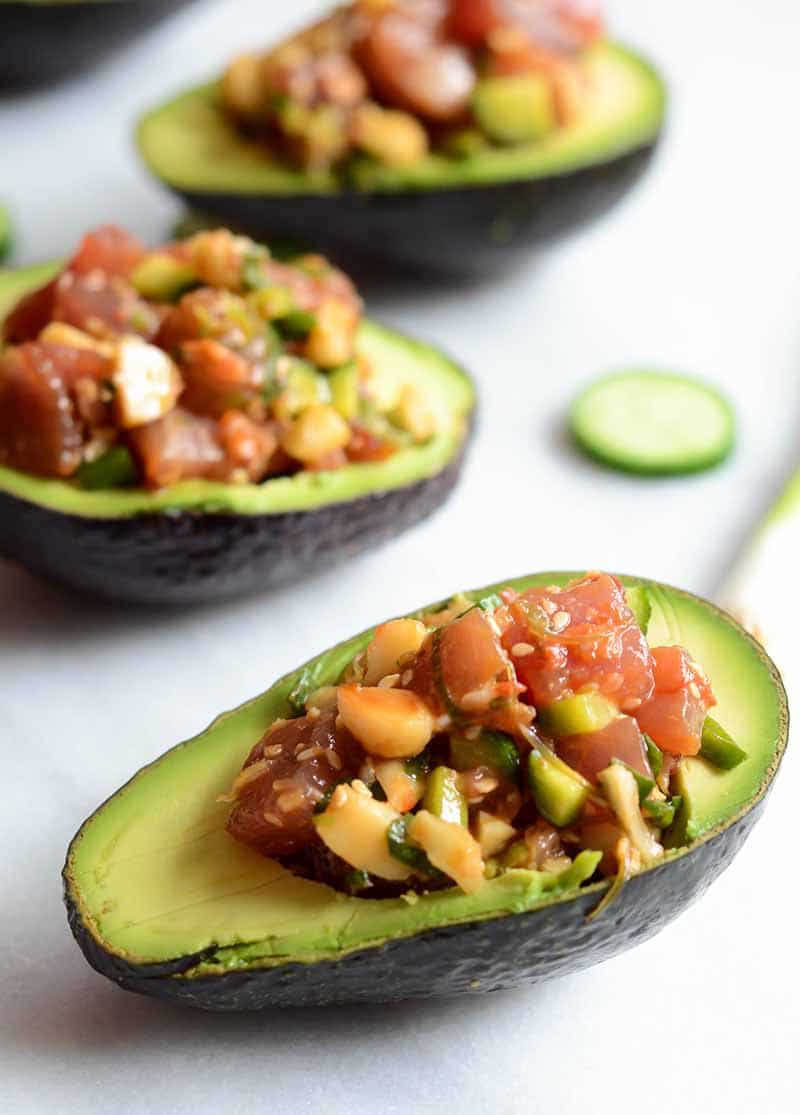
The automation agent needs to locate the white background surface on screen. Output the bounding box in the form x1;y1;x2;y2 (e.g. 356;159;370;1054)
1;2;798;1112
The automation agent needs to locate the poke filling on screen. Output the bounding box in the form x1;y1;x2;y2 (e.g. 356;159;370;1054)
222;0;606;174
223;573;747;897
0;225;438;489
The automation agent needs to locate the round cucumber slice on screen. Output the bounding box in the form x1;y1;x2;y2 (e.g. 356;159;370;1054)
570;369;735;476
0;206;12;262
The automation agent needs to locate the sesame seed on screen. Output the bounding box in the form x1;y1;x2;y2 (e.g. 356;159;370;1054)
377;672;400;689
272;778;295;792
263;811;282;826
511;642;535;658
230;759;269;794
326;751;343;770
401;670;413;686
296;746;321;762
264;744;283;758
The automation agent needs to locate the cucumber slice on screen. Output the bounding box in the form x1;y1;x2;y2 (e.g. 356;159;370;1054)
0;206;11;262
569;370;735;476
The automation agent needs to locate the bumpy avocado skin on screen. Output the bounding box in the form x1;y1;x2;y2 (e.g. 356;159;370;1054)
169;145;656;276
0;436;469;603
0;1;194;88
64;801;763;1009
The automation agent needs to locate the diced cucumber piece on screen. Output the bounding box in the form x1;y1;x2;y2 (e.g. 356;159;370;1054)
248;284;295;320
329;361;360;420
276;309;316;339
570;370;735;476
528;749;590;828
76;446;138;491
538;693;617;738
472;74;556;145
271;359;330;420
423;766;468;826
699;717;747;770
449;731;520;782
130;254;198;301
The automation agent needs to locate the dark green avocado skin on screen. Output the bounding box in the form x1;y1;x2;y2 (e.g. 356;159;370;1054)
171;143;657;276
0;1;194;88
64;792;764;1009
0;436;468;604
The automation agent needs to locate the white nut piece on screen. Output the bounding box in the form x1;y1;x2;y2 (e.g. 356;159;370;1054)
313;781;410;881
363;618;429;685
112;336;183;429
337;684;434;759
281;403;351;462
407;810;485;894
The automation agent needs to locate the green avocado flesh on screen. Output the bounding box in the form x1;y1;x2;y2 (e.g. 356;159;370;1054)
64;575;786;977
137;43;665;197
0;264;473;518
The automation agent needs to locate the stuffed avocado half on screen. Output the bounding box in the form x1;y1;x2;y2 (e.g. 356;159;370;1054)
0;1;195;88
137;1;666;273
64;572;787;1009
0;228;474;603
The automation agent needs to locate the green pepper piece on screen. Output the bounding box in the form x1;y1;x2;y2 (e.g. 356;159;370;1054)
699;717;747;770
528;749;590;827
76;446;138;491
643;734;663;780
538;693;617;738
449;731;520;782
423;766;468;826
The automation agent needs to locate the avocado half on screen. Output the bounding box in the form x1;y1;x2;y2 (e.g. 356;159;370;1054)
0;264;474;604
0;0;195;88
63;574;787;1009
137;42;666;274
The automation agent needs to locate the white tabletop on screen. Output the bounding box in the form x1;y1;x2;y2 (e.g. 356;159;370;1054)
1;2;798;1112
